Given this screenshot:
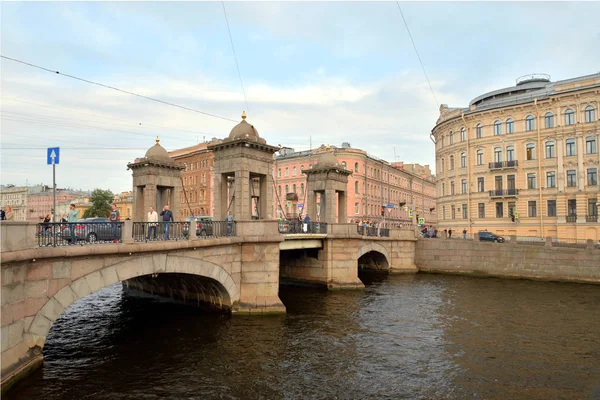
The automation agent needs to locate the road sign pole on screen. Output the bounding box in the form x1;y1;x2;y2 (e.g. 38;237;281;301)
53;163;56;223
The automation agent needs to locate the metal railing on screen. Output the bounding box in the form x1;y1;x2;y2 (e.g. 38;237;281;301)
488;189;519;198
278;221;327;234
488;160;518;170
132;221;237;242
37;222;124;247
586;215;598;222
512;236;546;246
552;238;589;249
566;216;577;223
357;225;381;237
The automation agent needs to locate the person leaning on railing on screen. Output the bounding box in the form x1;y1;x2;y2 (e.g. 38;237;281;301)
109;204;121;243
67;204;78;245
147;206;158;240
160;205;174;240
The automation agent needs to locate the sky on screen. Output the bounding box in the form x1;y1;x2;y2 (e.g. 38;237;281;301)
1;1;600;193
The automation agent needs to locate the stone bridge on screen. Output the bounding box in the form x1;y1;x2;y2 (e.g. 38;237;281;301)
0;220;417;392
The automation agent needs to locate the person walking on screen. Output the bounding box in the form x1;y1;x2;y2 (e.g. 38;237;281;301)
147;206;158;240
67;204;78;245
303;214;311;233
463;228;467;240
443;228;447;239
160;205;174;239
448;228;453;239
109;204;121;243
226;211;234;236
0;208;6;220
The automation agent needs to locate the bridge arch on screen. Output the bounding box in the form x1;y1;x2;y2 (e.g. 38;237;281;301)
357;242;390;271
24;254;240;351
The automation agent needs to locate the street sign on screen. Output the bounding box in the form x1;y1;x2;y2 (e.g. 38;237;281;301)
418;217;425;224
47;147;60;165
386;203;394;209
409;209;413;217
297;203;303;208
286;200;292;207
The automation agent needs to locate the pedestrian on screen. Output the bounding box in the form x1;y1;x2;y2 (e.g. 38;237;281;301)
303;214;311;233
43;214;51;233
160;205;174;239
67;204;78;245
147;206;158;240
443;228;447;239
109;204;121;243
0;208;5;220
463;228;467;240
226;211;234;236
448;228;453;239
4;205;14;221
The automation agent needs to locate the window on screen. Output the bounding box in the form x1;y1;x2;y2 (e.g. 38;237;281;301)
278;186;282;197
568;199;577;217
586;136;597;154
506;146;514;161
528;201;537;217
494;120;502;135
442;183;445;196
341;161;347;169
545;141;555;158
527;173;536;189
507;175;515;190
496;202;504;218
462;204;468;219
477;177;485;192
476;150;484;165
285;185;289;194
449;132;454;144
355;203;359;214
293;167;297;176
292;184;297;194
567;170;577;187
478;203;485;218
526;143;536;160
495;176;503;191
476;123;483;138
506;118;514;134
451;205;456;220
545;112;554;129
450;181;455;195
585;106;595;123
301;165;304;172
494;147;502;162
442;206;446;220
588;168;598;186
589;198;598;217
460;152;466;168
565;108;574;126
277;169;281;178
525;115;535;131
354;162;359;172
355;181;359;193
547;200;556;217
565;138;576;156
449;155;454;170
546;171;556;188
440;158;445;172
461;179;467;194
461;127;466;142
301;183;304;196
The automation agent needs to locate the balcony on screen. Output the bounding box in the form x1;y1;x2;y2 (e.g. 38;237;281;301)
488;189;519;198
586;215;598;222
566;215;577;223
488;160;518;170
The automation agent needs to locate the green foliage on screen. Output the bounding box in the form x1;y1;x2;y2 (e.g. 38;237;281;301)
82;188;114;218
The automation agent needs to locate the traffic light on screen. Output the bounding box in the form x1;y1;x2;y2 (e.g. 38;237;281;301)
381;206;385;216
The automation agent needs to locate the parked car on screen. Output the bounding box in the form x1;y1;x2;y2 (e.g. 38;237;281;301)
478;231;505;243
60;218;122;243
183;216;214;238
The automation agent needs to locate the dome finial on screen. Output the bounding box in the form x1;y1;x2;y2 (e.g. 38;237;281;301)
156;136;160;145
241;111;247;120
325;144;331;151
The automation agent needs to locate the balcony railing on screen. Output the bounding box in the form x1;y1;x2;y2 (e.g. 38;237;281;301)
586;215;598;222
278;221;327;234
488;160;518;170
488;189;519;198
566;215;577;223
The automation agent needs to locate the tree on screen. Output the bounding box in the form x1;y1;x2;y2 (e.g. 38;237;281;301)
82;189;114;218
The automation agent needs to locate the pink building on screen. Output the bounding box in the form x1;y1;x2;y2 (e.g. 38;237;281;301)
26;186;86;222
273;144;437;226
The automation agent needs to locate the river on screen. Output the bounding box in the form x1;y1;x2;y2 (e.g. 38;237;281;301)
6;273;600;399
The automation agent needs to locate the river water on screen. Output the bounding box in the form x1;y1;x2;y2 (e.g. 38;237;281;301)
6;273;600;400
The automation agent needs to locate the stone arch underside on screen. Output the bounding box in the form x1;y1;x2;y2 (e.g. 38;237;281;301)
357;242;390;271
25;254;239;351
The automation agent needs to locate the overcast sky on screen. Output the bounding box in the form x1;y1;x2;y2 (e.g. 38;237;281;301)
2;1;599;193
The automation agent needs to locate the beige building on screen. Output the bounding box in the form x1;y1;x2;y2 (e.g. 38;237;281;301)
0;185;28;221
433;73;600;240
113;191;133;220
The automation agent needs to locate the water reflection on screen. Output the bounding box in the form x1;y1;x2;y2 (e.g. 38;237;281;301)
6;274;600;399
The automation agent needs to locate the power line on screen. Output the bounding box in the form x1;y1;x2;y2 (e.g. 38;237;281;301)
395;2;439;108
222;2;250;114
0;55;239;123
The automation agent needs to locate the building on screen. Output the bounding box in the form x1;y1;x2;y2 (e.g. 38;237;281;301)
274;143;437;226
168;140;217;219
0;185;28;221
26;186;87;222
432;73;600;240
113;191;133;219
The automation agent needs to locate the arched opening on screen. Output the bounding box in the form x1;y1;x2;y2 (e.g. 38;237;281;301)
358;251;390;285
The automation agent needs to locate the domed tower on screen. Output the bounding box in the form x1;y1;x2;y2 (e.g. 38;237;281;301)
208;112;279;221
127;137;185;222
303;146;352;224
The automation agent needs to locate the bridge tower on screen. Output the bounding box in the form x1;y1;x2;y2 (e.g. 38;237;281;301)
304;148;352;224
209;112;279;221
127;137;184;221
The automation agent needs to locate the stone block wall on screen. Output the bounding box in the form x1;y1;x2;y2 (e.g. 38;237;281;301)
415;239;600;284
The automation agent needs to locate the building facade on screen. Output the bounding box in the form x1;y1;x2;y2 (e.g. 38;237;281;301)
169;141;216;220
433;73;600;240
0;185;28;221
26;186;86;222
113;191;133;219
274;144;437;226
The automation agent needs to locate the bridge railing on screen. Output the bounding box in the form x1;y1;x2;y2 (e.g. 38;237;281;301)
278;220;327;234
37;222;124;247
357;225;392;237
132;221;237;242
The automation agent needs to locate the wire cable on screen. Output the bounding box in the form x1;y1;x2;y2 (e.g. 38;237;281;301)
395;2;439;108
0;55;239;123
222;2;250;114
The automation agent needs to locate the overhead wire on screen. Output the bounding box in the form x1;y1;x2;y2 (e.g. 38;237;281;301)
395;2;439;108
221;2;250;114
0;55;239;123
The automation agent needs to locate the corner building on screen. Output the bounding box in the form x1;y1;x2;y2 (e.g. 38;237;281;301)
433;73;600;240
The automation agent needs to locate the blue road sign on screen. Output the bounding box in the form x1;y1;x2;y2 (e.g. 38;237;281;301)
297;203;304;208
386;203;394;209
47;147;60;165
